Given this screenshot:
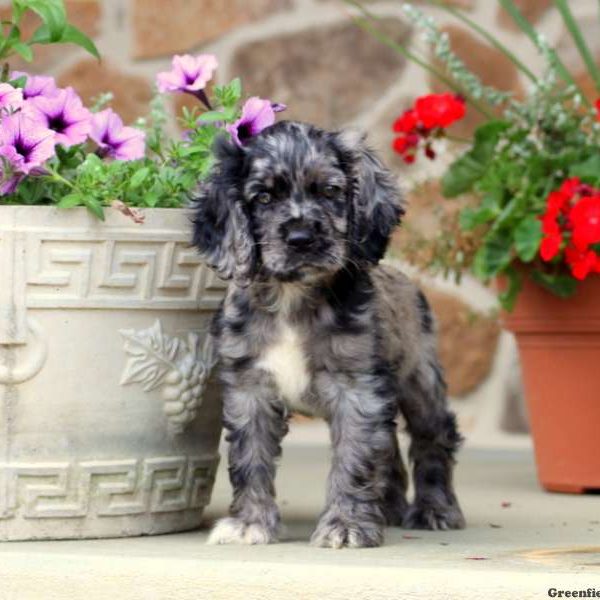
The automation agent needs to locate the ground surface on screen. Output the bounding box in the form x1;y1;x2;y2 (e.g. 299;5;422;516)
0;427;598;600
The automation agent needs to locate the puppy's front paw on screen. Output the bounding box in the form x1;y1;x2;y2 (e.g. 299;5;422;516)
402;498;465;531
207;517;279;545
310;517;383;549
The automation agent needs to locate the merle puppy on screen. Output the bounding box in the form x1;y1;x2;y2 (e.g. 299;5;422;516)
193;120;465;548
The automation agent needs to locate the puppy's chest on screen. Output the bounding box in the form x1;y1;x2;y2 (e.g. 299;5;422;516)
256;322;313;414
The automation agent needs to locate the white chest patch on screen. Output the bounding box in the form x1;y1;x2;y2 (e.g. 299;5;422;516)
257;323;311;411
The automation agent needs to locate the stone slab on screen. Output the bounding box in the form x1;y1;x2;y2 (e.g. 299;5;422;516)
0;440;598;599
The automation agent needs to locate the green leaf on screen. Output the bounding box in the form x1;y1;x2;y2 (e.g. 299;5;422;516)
498;266;522;312
228;77;241;101
442;120;510;197
459;193;500;230
553;0;600;91
83;197;105;220
472;230;513;279
29;23;99;59
12;40;32;61
58;23;99;59
570;154;600;185
514;215;542;262
8;75;27;89
129;167;150;189
11;1;27;24
143;192;159;208
24;0;66;42
442;154;485;197
197;111;226;124
57;193;83;208
222;106;239;122
530;270;577;298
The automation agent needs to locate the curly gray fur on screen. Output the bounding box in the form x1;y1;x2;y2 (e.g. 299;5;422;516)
193;121;465;548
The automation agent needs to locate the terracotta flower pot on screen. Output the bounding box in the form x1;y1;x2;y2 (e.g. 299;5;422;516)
502;274;600;493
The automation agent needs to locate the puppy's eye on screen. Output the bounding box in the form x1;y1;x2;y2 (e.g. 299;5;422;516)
255;191;272;205
322;184;341;199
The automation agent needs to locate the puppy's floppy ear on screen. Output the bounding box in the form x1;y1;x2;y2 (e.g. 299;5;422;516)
192;135;256;286
337;129;405;265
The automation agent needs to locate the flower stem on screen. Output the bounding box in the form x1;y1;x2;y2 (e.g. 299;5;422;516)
192;89;213;111
498;0;590;106
44;166;75;189
428;0;537;83
553;0;600;92
345;2;495;120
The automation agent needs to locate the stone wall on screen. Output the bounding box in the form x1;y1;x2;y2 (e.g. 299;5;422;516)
4;0;598;435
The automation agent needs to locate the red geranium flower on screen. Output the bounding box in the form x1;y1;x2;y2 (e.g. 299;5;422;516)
540;233;562;261
559;177;582;198
569;194;600;250
539;178;600;281
596;99;600;122
392;133;419;154
566;246;599;280
391;93;466;164
393;109;419;134
415;93;466;129
545;190;569;216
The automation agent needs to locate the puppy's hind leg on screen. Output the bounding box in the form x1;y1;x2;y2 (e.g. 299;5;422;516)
399;359;466;531
380;433;409;527
208;384;288;545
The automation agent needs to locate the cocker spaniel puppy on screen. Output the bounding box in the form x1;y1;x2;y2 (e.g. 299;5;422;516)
193;121;465;548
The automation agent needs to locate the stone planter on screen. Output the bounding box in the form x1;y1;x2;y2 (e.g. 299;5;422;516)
0;206;225;540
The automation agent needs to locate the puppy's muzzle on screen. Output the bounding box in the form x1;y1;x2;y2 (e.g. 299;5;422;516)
282;221;318;250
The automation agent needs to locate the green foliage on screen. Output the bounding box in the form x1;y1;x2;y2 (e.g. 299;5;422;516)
0;0;99;66
440;82;600;308
352;0;600;305
442;121;509;197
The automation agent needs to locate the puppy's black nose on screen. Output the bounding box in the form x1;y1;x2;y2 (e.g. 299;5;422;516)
286;226;315;249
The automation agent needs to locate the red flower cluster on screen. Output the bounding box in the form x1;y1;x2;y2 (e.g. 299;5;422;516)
540;177;600;280
596;98;600;122
392;93;466;163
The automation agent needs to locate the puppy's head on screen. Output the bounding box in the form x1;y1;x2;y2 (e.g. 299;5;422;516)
193;121;404;286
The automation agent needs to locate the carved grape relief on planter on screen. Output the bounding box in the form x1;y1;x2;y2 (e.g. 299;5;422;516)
119;320;217;434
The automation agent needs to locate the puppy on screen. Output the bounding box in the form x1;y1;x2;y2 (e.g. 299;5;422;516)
193;121;465;548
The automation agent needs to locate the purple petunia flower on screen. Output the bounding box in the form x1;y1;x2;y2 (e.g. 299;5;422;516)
11;71;58;99
156;54;218;109
227;97;287;147
28;87;92;147
90;109;146;161
0;83;24;112
0;112;55;194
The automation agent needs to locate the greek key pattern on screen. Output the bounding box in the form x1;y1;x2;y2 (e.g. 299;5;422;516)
23;232;227;310
0;454;219;519
0;229;27;344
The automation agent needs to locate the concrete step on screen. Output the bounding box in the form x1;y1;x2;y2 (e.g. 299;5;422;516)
0;432;598;600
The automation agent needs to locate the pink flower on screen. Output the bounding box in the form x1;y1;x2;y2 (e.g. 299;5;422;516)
11;71;58;99
0;112;55;194
90;109;145;161
0;83;24;112
227;97;286;146
156;54;218;108
28;87;91;147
